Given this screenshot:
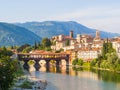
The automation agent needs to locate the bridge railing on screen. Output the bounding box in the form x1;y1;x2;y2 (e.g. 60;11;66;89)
17;53;69;60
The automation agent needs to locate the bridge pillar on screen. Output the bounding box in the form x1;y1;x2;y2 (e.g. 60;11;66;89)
34;60;40;71
66;55;70;65
46;60;50;72
56;60;60;66
56;60;60;72
66;59;69;66
23;60;29;69
65;59;69;74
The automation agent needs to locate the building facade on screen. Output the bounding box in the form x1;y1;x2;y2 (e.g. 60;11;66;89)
51;30;103;61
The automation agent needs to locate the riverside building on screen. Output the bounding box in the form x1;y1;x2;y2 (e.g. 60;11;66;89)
51;30;103;61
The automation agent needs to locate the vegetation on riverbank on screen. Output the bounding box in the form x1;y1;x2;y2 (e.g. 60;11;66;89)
14;77;47;90
72;41;120;72
18;80;34;89
16;38;52;53
72;66;120;83
0;47;24;90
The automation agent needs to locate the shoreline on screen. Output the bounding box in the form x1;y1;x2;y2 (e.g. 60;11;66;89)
12;75;47;90
71;65;120;73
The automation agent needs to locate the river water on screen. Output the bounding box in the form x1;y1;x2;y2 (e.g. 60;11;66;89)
25;65;120;90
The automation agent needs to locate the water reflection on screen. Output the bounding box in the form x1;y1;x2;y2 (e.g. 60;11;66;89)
25;65;120;83
23;64;120;90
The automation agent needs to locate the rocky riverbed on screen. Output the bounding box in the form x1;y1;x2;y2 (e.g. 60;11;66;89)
12;76;47;90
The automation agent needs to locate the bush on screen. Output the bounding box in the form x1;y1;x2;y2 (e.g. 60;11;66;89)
77;59;83;66
72;58;84;66
18;81;34;89
72;59;77;65
90;59;97;67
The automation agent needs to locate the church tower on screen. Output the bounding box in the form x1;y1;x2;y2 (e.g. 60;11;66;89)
95;30;100;39
70;31;74;38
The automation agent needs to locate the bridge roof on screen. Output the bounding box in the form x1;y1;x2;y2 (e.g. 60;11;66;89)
17;50;70;55
17;52;69;55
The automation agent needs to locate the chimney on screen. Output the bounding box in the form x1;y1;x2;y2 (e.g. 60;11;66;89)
70;31;74;38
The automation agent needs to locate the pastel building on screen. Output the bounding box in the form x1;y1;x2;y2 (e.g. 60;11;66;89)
111;37;120;57
77;48;101;61
51;30;103;61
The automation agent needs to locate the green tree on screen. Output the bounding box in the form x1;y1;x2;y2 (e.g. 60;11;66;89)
72;58;84;66
106;53;118;70
0;48;13;56
34;41;38;50
22;46;32;53
77;59;83;66
90;59;97;67
0;48;23;90
72;58;78;65
11;46;14;49
42;38;51;48
51;41;56;45
17;44;30;52
102;42;107;59
66;39;70;46
102;41;115;59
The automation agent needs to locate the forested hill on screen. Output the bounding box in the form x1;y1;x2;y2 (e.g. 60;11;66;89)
15;21;120;38
0;22;41;46
0;21;119;46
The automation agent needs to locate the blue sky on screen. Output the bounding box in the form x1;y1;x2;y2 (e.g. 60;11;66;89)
0;0;120;33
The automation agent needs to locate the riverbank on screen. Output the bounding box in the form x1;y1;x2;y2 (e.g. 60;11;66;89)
72;64;120;73
12;63;47;90
12;76;47;90
27;66;120;90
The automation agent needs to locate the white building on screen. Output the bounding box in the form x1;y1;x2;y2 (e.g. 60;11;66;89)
77;48;101;61
111;37;120;57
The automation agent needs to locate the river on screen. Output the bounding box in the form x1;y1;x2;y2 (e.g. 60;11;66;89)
25;65;120;90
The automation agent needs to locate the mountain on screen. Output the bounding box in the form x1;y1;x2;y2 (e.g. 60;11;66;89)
0;22;41;46
15;21;120;38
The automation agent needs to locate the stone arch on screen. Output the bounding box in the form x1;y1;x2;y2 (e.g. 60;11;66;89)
39;60;46;66
17;53;70;71
34;59;40;71
23;59;29;69
49;60;56;66
27;60;36;71
28;60;35;65
59;59;67;66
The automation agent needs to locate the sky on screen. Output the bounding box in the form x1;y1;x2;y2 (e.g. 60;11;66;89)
0;0;120;33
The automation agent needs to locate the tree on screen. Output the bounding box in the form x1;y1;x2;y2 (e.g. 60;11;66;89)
66;39;70;46
51;41;56;45
77;59;83;66
90;59;97;67
102;41;115;59
17;44;30;52
22;46;32;53
72;58;78;65
41;38;51;48
55;48;64;53
0;48;23;90
72;58;84;66
0;48;13;56
0;57;19;90
102;42;107;59
34;41;38;50
106;53;118;70
11;46;14;49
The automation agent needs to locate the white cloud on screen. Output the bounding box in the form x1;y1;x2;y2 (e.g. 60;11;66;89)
49;7;120;33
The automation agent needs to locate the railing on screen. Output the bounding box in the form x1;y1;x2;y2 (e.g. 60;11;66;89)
17;53;69;60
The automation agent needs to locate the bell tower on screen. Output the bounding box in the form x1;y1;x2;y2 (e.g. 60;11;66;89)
70;30;74;38
95;30;100;39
